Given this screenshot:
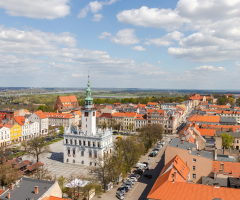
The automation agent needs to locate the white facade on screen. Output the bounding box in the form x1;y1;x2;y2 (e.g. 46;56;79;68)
0;127;10;147
28;112;48;136
22;118;40;140
63;78;113;166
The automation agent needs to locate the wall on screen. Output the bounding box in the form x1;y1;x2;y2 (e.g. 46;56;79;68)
40;182;62;199
165;145;213;184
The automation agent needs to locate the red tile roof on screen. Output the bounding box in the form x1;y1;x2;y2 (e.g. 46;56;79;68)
45;112;74;119
188;115;220;123
0;189;5;195
209;105;230;109
197;128;216;136
213;161;240;178
135;114;146;120
26;162;44;171
201;124;236;132
59;95;78;103
147;109;164;115
14;160;31;169
0;124;13;129
35;110;48;119
113;112;136;118
13;116;27;126
99;113;113;118
147;102;158;105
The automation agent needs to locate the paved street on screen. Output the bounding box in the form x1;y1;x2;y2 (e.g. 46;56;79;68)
91;141;168;200
22;140;88;179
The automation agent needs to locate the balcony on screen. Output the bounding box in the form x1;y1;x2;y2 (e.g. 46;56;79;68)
68;154;71;157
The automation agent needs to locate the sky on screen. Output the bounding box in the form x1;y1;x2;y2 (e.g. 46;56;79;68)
0;0;240;89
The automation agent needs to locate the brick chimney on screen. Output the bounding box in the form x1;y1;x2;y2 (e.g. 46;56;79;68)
10;183;14;190
35;186;39;194
7;192;10;199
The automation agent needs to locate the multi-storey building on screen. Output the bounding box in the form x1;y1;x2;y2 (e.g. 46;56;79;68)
28;110;48;136
63;79;113;166
135;114;147;131
9;123;22;143
13;116;39;140
45;112;76;127
0;126;10;147
54;95;79;111
147;109;164;126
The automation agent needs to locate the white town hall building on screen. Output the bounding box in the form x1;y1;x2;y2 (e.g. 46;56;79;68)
63;78;113;166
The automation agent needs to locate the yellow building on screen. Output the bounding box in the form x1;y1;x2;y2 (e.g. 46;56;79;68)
10;124;22;143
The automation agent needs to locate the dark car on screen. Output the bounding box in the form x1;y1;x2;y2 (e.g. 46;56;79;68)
142;162;149;166
144;174;152;178
133;169;143;175
117;187;129;192
148;153;156;157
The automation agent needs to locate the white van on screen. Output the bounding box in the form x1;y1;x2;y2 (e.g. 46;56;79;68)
136;163;147;169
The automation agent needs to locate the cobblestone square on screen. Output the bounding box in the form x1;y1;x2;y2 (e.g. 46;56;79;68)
22;140;88;179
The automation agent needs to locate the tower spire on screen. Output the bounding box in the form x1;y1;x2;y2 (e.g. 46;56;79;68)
85;73;93;109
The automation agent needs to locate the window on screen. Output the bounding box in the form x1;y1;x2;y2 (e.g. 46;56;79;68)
70;139;72;145
68;150;70;155
83;141;85;146
81;151;84;157
73;149;75;155
86;118;87;122
192;174;196;179
193;158;196;162
84;112;88;117
86;125;87;128
90;162;92;166
89;151;92;158
93;142;95;147
75;140;77;145
94;152;97;158
193;166;195;170
82;160;84;164
73;159;75;163
95;163;97;166
98;142;100;147
88;141;90;146
237;140;239;143
93;112;95;116
66;159;69;162
79;140;82;146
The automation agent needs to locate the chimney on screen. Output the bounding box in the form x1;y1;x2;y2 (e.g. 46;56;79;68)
174;170;177;180
35;186;39;194
7;192;10;199
10;183;14;190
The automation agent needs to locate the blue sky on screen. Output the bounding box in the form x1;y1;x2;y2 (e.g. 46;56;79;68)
0;0;239;89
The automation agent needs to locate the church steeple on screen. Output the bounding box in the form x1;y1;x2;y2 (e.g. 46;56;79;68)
84;74;93;109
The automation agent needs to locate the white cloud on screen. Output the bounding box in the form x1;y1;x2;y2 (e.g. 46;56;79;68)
78;6;89;18
158;61;161;64
176;0;240;20
145;31;184;46
0;0;70;19
117;6;190;31
236;61;240;66
98;32;112;39
194;66;226;72
131;46;146;51
89;1;103;13
93;14;103;21
78;0;119;19
111;28;140;45
72;73;85;77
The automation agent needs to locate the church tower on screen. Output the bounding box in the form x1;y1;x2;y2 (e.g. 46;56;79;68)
81;76;96;136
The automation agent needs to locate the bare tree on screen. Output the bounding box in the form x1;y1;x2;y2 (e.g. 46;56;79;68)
0;163;21;188
27;136;51;162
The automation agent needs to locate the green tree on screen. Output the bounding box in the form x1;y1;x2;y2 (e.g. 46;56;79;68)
220;133;234;149
27;136;51;162
138;124;163;151
58;175;67;194
59;125;64;135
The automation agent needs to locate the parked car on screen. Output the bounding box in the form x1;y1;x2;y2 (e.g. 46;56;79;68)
161;141;165;145
148;153;156;157
144;174;152;178
126;177;136;183
133;169;143;175
117;187;129;193
116;192;124;199
142;162;149;166
124;180;134;186
129;174;140;179
116;190;126;195
121;184;131;190
127;176;137;182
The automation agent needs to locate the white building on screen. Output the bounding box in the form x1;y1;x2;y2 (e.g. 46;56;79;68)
28;110;48;136
63;79;113;166
0;127;10;147
22;118;40;140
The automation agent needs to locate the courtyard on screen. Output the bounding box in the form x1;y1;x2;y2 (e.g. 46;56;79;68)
22;140;89;179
